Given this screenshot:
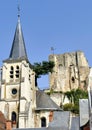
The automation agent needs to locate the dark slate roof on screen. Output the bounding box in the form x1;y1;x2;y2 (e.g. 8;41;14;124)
70;116;80;130
36;90;61;110
48;111;70;129
48;127;68;130
9;17;28;60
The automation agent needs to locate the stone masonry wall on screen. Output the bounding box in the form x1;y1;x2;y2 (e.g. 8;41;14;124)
48;51;90;106
49;51;90;92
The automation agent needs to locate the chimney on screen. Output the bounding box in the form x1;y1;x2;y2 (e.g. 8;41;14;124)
49;111;53;122
6;120;12;130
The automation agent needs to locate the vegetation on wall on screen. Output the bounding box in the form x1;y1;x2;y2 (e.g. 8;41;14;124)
46;87;88;114
32;60;88;115
32;61;55;86
63;88;88;114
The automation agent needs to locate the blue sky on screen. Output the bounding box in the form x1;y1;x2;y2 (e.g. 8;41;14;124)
0;0;92;89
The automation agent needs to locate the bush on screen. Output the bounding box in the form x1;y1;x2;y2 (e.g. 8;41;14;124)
63;103;73;111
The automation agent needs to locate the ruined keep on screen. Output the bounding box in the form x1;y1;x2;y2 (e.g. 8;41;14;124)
48;51;90;106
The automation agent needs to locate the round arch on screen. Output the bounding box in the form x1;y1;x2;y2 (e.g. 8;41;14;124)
41;117;46;127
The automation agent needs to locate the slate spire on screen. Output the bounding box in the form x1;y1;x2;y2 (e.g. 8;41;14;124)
9;12;28;60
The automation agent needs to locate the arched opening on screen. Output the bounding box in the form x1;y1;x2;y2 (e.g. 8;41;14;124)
41;117;46;127
11;111;17;125
10;66;14;79
16;65;20;78
16;66;19;70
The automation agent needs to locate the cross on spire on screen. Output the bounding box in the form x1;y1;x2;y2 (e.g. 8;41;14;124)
17;0;20;18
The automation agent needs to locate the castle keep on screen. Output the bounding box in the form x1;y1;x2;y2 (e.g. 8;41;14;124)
49;51;89;92
49;51;90;106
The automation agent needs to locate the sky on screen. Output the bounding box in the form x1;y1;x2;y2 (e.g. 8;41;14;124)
0;0;92;89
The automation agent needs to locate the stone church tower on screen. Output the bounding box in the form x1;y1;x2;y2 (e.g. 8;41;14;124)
0;13;61;129
0;16;36;128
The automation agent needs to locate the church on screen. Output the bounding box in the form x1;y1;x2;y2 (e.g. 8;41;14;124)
0;4;91;130
0;13;61;129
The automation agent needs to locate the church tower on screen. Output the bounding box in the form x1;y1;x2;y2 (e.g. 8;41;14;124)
0;13;36;128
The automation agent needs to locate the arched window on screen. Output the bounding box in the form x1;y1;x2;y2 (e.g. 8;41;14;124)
10;66;14;78
41;117;46;127
15;65;19;78
11;111;16;124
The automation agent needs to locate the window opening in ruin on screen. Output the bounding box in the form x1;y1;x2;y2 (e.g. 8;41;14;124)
71;77;75;83
10;66;14;78
11;111;16;124
41;117;46;127
16;65;19;78
29;74;31;80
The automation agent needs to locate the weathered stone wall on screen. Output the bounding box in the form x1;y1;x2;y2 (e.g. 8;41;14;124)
34;111;52;128
49;51;90;92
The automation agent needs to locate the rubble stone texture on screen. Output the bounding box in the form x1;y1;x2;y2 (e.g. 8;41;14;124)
49;51;90;106
49;51;90;105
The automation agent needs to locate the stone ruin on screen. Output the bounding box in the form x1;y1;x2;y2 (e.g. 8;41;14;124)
48;51;90;106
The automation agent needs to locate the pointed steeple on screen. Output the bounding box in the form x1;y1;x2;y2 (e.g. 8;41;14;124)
9;15;28;60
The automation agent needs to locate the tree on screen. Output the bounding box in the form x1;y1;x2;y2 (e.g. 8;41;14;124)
32;61;55;86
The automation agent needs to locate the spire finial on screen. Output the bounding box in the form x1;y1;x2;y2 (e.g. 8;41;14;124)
17;0;20;18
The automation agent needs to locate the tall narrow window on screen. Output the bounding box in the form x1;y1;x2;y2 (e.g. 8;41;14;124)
41;117;46;127
16;65;19;78
71;76;75;83
11;111;16;124
10;66;14;78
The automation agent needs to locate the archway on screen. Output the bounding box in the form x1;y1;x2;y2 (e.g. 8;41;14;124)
41;117;46;127
11;111;17;126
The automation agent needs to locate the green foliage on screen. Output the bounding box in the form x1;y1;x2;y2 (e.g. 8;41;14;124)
32;61;55;86
71;104;79;114
63;103;73;111
63;88;88;114
64;88;88;104
32;61;54;77
47;90;63;95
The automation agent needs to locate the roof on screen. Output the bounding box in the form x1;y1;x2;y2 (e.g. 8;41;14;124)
13;127;68;130
36;90;61;110
9;17;28;60
13;127;66;130
48;111;70;129
70;116;80;130
79;99;89;127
